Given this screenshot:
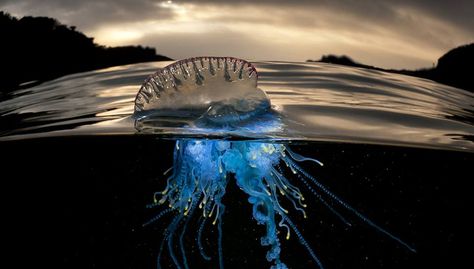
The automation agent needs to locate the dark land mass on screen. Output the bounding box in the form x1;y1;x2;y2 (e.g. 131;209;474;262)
0;12;172;93
1;11;472;95
308;43;474;93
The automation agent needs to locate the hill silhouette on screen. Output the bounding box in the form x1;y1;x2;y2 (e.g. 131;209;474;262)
312;55;383;70
0;12;172;93
308;43;474;92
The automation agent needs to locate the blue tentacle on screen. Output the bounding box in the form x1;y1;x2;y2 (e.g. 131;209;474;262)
167;215;184;269
143;208;174;227
196;216;212;261
286;157;416;252
217;204;225;269
281;213;324;269
292;170;352;227
179;195;200;269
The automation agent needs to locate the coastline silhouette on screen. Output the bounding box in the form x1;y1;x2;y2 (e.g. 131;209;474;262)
308;43;474;93
1;12;472;94
0;12;171;93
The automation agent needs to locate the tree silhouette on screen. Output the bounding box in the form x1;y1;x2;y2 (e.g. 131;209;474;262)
0;12;172;92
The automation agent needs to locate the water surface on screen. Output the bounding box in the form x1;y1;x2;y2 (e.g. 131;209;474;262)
1;61;473;151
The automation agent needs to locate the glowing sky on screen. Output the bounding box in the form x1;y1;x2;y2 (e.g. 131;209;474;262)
1;0;473;69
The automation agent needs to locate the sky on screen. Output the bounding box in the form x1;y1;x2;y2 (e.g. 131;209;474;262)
1;0;473;69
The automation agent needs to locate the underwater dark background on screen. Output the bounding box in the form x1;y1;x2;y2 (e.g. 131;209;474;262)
2;136;471;269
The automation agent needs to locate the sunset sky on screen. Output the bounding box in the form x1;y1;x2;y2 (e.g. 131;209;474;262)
1;0;473;69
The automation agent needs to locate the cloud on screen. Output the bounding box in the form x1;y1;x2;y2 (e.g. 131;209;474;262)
1;0;473;69
0;0;173;30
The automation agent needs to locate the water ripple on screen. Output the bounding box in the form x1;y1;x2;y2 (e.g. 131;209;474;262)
1;61;473;152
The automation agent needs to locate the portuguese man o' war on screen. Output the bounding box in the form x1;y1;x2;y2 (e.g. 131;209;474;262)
134;57;415;269
134;57;274;132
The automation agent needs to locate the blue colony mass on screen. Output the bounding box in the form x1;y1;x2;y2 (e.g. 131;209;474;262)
134;57;415;269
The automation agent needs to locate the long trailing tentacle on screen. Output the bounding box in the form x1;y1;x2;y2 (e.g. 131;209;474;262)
143;208;175;227
142;208;177;269
179;194;200;269
156;229;167;269
285;156;416;253
280;212;324;269
168;215;184;269
217;203;225;269
196;216;212;261
291;169;352;227
157;214;181;269
178;216;193;269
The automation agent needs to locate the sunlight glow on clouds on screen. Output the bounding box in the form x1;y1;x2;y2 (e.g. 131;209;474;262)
158;0;188;16
1;0;473;69
94;29;144;45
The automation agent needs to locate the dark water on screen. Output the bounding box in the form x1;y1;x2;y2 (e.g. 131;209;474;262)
1;61;473;268
2;136;471;268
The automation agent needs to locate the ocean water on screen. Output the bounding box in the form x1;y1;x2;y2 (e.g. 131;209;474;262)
1;61;473;151
1;61;473;269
